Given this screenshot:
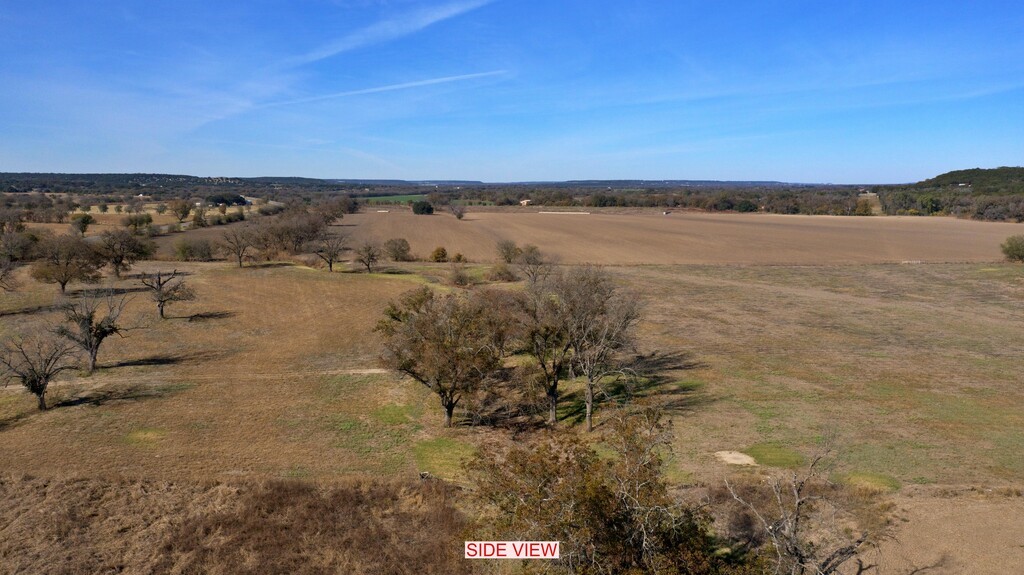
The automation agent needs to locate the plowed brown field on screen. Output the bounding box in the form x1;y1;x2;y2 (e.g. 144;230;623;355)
341;210;1022;264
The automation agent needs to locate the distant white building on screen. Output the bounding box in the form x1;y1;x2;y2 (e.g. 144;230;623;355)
520;199;532;206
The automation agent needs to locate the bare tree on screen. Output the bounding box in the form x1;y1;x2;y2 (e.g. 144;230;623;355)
563;268;642;431
354;242;381;273
219;226;255;268
495;239;521;264
0;336;78;410
53;292;130;374
449;204;466;220
97;229;155;278
29;234;104;293
139;270;196;319
725;443;878;575
377;287;502;427
311;234;347;272
515;244;552;286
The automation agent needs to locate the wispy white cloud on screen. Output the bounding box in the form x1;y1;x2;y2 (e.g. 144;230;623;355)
259;70;506;108
284;0;493;67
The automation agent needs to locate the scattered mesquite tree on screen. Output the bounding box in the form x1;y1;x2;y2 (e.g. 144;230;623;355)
139;270;196;319
29;234;104;293
377;287;502;427
0;336;78;410
98;229;155;278
519;279;573;425
311;234;348;272
560;267;642;432
515;244;552;287
54;292;130;374
219;226;256;268
169;199;192;223
354;242;381;273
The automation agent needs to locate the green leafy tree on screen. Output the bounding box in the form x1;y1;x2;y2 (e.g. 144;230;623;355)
1002;235;1024;262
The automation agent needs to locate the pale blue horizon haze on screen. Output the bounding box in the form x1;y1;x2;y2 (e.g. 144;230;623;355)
1;1;1022;183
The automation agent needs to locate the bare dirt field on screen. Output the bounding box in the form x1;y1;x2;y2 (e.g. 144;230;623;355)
341;210;1023;265
2;211;1023;573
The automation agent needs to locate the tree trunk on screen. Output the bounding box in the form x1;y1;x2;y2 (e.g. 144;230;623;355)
158;302;166;319
87;349;98;374
328;261;333;272
547;384;558;424
444;403;455;428
37;392;47;411
59;281;68;294
237;255;243;268
585;383;594;432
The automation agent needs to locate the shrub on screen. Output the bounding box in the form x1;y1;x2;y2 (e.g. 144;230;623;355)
412;201;434;215
122;213;153;234
258;204;285;216
383;238;413;261
430;246;448;262
452;253;466;263
174;238;214;261
448;263;472;286
1002;235;1024;262
486;262;517;282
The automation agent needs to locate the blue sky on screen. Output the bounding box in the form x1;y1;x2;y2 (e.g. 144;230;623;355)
1;1;1022;183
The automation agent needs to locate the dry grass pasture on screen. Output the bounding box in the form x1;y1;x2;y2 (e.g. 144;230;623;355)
2;211;1023;573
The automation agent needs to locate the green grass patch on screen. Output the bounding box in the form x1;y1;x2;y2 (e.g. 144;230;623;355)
743;443;806;468
836;471;901;493
371;403;421;426
414;437;475;479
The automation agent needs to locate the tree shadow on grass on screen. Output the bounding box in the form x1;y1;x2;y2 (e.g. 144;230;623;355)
53;381;193;408
0;411;31;432
106;349;226;368
559;351;714;428
247;262;295;269
121;271;193;280
0;303;63;318
186;311;237;322
72;286;150;298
